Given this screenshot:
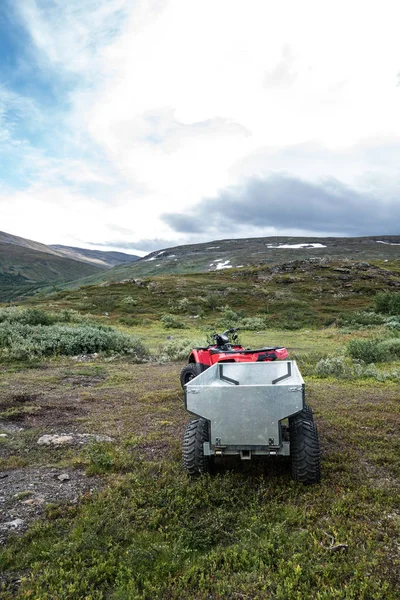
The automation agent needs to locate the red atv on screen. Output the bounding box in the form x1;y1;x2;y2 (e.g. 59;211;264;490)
180;328;289;388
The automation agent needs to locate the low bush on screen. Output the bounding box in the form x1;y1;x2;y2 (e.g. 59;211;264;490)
238;316;266;331
217;308;265;331
90;295;119;313
0;307;55;326
268;305;319;330
377;338;400;358
385;317;400;330
314;355;400;382
119;316;145;327
120;296;138;313
86;442;114;473
314;356;355;378
374;291;400;315
160;314;188;329
0;322;149;362
216;307;240;329
168;297;191;313
157;338;203;362
201;293;221;311
0;307;89;326
347;339;388;363
337;311;386;329
347;337;400;363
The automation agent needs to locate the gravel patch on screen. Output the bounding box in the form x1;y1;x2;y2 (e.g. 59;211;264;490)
0;467;102;544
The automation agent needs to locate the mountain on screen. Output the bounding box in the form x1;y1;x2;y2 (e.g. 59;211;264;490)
0;231;62;256
0;232;106;301
55;234;400;290
2;232;400;301
50;245;139;269
0;243;104;282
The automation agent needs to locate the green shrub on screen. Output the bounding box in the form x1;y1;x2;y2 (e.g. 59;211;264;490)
314;354;400;381
57;309;86;323
160;314;188;329
119;316;144;327
314;356;353;377
170;297;190;312
337;311;386;328
157;338;203;362
267;305;319;330
239;316;266;331
202;293;220;311
374;292;400;315
120;296;138;313
0;307;55;325
87;442;114;473
385;317;400;330
347;339;390;363
377;338;400;358
0;322;150;362
216;307;240;329
0;307;89;326
90;295;119;312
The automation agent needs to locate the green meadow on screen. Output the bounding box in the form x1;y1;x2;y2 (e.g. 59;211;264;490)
0;261;399;599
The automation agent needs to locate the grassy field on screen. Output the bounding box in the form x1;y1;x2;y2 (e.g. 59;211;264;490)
0;266;399;598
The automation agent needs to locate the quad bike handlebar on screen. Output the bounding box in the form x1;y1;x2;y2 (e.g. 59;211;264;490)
212;327;240;347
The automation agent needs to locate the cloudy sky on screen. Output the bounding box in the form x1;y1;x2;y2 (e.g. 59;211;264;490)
1;0;399;256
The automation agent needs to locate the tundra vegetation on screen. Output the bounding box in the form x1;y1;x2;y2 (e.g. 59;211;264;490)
0;260;399;599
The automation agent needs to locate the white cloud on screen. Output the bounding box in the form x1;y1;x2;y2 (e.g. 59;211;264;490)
84;0;400;208
15;0;133;76
2;0;400;251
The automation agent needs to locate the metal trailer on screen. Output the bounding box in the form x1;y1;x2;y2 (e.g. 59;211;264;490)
182;361;321;484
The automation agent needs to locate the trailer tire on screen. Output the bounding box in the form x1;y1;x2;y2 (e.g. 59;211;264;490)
180;363;202;389
302;404;314;419
289;412;321;485
182;418;211;475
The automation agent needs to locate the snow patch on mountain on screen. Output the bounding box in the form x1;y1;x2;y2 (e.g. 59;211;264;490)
266;243;327;249
376;241;400;246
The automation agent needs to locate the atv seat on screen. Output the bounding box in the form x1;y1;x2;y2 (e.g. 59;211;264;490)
240;346;284;354
209;346;284;355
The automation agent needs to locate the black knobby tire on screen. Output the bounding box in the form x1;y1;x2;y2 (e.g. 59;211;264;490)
302;404;314;420
182;418;211;475
180;363;202;389
289;409;321;485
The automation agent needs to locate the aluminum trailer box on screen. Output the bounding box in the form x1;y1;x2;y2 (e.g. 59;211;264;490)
183;361;321;483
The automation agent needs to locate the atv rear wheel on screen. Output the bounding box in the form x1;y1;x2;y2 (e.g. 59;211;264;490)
182;418;211;475
289;410;321;485
180;363;202;389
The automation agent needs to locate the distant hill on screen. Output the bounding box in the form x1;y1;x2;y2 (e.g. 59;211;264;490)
2;232;400;301
0;233;106;302
0;231;62;256
0;231;141;302
50;245;139;269
0;243;104;282
56;234;400;290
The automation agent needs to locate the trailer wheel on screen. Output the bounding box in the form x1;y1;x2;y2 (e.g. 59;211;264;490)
302;404;314;419
289;412;321;485
182;418;211;475
180;363;202;389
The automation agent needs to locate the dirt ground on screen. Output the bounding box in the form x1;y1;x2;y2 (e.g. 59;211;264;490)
0;359;184;544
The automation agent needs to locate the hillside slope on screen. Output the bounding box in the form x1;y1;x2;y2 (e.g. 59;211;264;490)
0;231;62;256
28;257;400;330
57;234;400;290
50;245;140;269
0;243;105;302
